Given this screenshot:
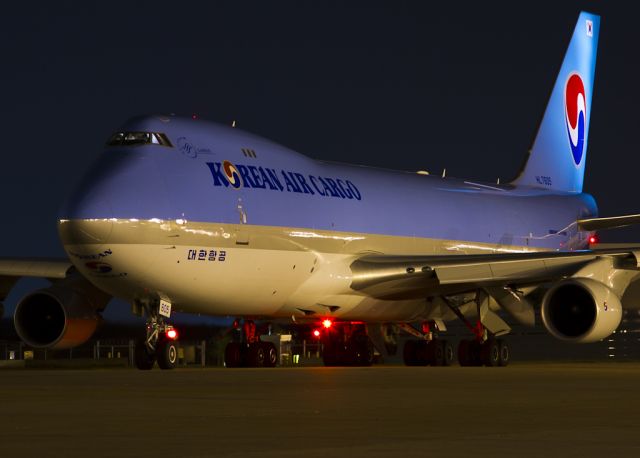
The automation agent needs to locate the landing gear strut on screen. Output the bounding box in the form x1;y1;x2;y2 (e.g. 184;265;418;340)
134;302;179;371
224;319;278;368
321;322;374;367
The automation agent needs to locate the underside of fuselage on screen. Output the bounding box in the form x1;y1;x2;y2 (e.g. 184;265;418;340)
60;218;563;322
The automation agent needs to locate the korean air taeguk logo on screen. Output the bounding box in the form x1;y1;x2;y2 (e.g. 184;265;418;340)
564;73;586;166
222;160;242;189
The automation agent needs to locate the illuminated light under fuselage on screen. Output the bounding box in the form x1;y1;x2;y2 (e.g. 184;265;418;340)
166;329;178;340
322;319;332;329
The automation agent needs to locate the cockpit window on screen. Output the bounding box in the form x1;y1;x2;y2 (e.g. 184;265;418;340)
106;132;173;147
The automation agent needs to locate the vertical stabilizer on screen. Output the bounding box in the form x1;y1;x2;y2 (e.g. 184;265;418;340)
513;12;599;193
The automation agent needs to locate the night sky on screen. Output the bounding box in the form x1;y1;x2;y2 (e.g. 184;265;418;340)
1;1;639;318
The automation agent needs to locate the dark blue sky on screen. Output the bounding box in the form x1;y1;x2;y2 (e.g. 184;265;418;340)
1;1;639;320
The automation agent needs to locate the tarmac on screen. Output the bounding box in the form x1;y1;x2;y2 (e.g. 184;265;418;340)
0;363;639;458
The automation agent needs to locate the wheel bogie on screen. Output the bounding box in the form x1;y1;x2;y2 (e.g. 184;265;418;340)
224;341;279;368
403;339;455;367
457;338;510;367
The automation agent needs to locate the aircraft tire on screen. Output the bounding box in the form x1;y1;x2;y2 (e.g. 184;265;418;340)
440;340;454;366
224;342;243;368
134;339;155;370
498;339;510;367
481;340;500;367
429;340;445;366
457;340;471;366
247;343;266;367
263;342;278;367
157;337;178;370
355;338;374;366
417;340;429;365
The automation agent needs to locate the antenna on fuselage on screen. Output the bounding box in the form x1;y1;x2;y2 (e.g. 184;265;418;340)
441;168;446;178
232;120;237;128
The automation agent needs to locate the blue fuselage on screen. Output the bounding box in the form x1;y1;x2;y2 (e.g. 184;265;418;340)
61;116;597;252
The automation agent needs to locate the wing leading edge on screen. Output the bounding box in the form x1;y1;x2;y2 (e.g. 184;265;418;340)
0;258;74;302
350;249;640;299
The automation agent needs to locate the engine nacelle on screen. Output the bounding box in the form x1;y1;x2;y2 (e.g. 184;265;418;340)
14;285;102;349
541;278;622;343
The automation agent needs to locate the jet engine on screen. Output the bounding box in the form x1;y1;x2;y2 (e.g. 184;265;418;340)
14;282;107;349
541;278;622;343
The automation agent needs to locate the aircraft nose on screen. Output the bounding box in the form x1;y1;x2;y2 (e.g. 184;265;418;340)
57;156;118;247
57;148;171;249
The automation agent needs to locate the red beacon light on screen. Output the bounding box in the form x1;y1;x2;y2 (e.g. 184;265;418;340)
322;319;333;329
166;328;178;340
589;235;599;245
313;329;321;338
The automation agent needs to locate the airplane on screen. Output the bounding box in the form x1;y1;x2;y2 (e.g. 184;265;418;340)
5;11;640;370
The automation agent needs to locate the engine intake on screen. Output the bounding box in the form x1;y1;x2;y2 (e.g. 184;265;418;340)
14;285;102;349
541;278;622;343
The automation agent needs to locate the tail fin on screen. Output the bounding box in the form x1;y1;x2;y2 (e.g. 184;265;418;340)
512;12;599;193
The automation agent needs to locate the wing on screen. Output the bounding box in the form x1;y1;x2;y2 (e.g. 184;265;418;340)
350;249;640;299
578;213;640;231
0;258;74;301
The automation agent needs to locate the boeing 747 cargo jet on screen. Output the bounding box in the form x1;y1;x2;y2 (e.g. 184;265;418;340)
5;12;640;369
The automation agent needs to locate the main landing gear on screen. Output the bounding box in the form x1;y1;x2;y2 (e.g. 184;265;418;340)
458;337;510;367
444;293;511;367
401;322;454;366
400;291;511;367
224;319;278;368
321;321;374;367
134;303;179;370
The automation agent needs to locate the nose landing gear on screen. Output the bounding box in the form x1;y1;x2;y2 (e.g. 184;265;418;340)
133;302;179;370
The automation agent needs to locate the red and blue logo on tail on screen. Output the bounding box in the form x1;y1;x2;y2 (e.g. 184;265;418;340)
512;12;598;193
565;73;587;166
